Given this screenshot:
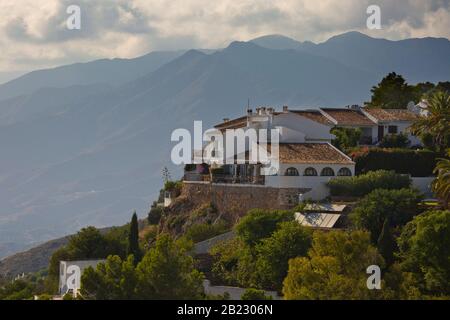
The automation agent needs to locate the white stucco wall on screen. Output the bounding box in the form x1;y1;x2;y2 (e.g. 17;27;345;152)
273;113;334;142
266;163;355;200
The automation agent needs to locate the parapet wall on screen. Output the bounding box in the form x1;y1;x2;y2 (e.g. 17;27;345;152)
182;182;308;222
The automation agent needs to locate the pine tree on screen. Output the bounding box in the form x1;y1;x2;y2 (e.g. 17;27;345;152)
128;211;142;265
377;218;395;266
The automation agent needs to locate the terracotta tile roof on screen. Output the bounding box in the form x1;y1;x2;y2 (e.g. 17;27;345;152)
290;110;334;125
363;108;419;122
321;108;376;126
214;116;247;130
271;143;354;164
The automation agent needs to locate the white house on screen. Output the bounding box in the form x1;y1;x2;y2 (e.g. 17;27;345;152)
184;104;422;200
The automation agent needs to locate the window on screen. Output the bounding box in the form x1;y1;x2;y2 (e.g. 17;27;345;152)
388;126;398;134
321;167;335;176
285;167;299;176
304;167;318;176
337;167;352;176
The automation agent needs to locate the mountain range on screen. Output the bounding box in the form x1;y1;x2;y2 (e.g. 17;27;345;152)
0;31;449;261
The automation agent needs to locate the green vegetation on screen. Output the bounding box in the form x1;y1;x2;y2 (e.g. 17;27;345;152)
432;150;450;208
235;209;294;246
241;288;272;300
327;170;411;197
330;127;362;151
350;188;422;243
379;133;410;148
350;148;437;177
282;230;384;299
398;210;450;296
128;212;142;265
185;222;229;243
411;91;450;152
148;205;164;225
211;211;311;291
81;234;204;299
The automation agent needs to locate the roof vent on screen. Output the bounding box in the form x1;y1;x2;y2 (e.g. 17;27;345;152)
223;118;230;123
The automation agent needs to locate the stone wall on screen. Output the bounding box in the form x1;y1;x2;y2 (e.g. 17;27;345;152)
182;182;308;222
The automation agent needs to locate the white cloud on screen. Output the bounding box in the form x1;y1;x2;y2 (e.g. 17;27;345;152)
0;0;449;73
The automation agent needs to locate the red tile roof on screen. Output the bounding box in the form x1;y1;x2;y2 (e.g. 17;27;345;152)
214;116;247;130
321;108;376;126
270;143;354;164
363;108;419;122
290;110;334;125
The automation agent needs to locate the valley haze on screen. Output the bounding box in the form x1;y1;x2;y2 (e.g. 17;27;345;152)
1;31;450;259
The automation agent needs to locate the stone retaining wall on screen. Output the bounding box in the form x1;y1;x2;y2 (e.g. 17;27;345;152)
183;182;308;221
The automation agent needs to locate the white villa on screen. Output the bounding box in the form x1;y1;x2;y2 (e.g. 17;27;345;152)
183;104;422;200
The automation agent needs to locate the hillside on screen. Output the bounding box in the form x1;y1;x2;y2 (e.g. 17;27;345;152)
0;32;449;258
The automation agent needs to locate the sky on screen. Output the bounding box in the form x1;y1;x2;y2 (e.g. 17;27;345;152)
0;0;449;80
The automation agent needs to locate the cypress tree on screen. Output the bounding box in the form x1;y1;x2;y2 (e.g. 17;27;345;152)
377;218;395;266
128;211;142;265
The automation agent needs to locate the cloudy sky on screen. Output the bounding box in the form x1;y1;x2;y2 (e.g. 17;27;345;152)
0;0;449;81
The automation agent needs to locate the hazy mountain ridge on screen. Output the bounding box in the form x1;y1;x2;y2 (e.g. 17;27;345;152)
0;31;449;259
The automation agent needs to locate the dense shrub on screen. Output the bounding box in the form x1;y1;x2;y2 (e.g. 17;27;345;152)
148;206;163;225
236;209;294;246
331;127;362;150
350;188;422;243
241;288;272;300
164;180;183;192
379;133;410;148
327;170;411;197
350;148;438;177
185;222;229;243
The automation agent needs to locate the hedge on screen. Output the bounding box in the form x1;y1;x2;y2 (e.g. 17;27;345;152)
327;170;412;197
350;148;438;177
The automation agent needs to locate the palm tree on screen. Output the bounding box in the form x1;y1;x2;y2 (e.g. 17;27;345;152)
411;91;450;152
432;150;450;208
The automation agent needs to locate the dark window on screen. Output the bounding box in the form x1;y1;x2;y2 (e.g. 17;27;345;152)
285;167;299;176
304;167;318;176
321;167;335;176
337;167;352;176
388;126;398;134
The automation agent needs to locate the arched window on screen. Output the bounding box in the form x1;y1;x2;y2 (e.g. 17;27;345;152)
285;167;299;176
321;167;335;176
337;167;352;176
304;167;318;176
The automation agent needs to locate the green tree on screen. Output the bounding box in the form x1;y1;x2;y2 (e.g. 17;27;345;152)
398;210;450;295
432;150;450;208
411;91;450;152
136;234;204;299
282;230;384;300
128;212;142;265
350;188;422;243
81;255;138;300
241;288;272;300
255;222;312;290
0;280;35;300
377;218;395;266
331;127;362;150
236;209;293;246
366;72;416;109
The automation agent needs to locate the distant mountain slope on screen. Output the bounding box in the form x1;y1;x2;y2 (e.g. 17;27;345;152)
252;32;450;83
0;32;449;258
0;236;70;277
0;51;184;101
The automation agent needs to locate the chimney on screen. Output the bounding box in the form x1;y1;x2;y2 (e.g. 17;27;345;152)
223;118;229;123
283;105;289;112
